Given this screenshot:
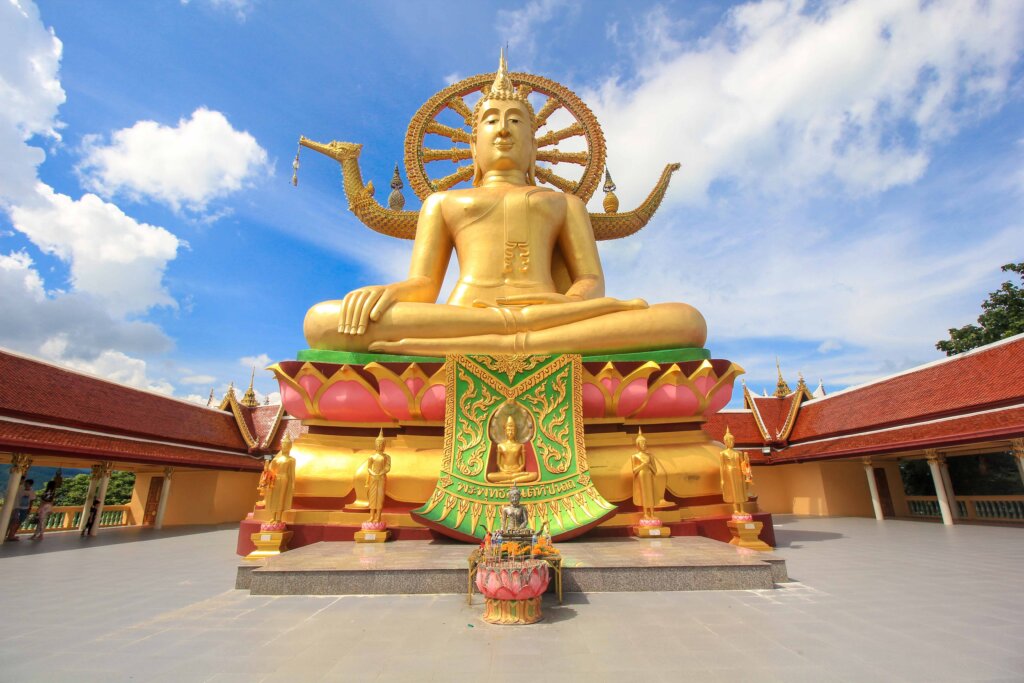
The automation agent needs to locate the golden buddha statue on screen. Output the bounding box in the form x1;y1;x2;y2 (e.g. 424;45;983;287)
719;427;751;516
487;414;538;484
365;430;392;524
303;52;706;356
265;435;296;524
630;429;658;520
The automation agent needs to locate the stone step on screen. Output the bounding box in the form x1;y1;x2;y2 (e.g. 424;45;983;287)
237;536;787;595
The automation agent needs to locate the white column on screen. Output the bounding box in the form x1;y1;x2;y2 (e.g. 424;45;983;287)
938;457;960;520
77;464;103;533
154;467;173;530
1;454;32;538
862;457;884;520
1012;439;1024;488
89;462;113;537
926;451;954;526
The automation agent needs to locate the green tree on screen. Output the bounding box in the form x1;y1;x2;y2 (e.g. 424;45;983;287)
937;262;1024;356
53;471;137;506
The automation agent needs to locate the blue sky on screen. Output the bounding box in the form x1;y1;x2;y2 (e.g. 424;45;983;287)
1;0;1022;406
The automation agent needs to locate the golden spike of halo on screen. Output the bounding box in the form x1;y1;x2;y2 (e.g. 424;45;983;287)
432;165;474;191
535;150;588;166
534;167;577;193
533;97;562;130
422;147;473;163
445;96;474;125
536;122;584;147
424;120;471;144
602;167;619;213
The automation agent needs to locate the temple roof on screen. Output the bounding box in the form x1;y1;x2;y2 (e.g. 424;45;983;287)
0;347;260;470
704;333;1024;462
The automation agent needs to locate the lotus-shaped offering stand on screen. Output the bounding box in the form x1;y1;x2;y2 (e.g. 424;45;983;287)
475;558;550;625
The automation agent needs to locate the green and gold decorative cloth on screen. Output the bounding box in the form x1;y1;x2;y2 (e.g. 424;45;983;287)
412;354;615;541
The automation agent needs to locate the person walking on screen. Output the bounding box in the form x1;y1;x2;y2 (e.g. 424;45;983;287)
30;481;57;540
81;495;101;537
5;479;35;541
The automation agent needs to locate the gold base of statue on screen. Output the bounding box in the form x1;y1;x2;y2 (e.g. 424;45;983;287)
633;524;672;538
245;530;292;560
727;520;771;551
354;529;391;543
482;597;543;625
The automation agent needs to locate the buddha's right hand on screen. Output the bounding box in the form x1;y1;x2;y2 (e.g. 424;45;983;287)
339;285;396;335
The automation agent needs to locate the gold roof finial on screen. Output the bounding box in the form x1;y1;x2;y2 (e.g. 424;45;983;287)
241;366;259;407
388;163;405;211
602;167;619;214
226;381;236;398
774;357;791;398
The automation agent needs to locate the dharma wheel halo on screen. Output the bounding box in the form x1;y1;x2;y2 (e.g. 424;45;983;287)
403;71;607;201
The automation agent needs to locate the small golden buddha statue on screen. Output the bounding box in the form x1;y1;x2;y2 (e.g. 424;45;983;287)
365;429;392;524
486;415;538;484
630;429;659;520
303;52;707;356
265;435;296;523
719;427;751;516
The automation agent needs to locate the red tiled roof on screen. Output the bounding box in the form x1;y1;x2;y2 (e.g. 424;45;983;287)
704;411;763;444
774;404;1024;461
0;349;248;451
788;336;1024;442
0;420;262;471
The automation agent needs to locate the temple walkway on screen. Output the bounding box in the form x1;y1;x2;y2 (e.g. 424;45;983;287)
0;517;1021;682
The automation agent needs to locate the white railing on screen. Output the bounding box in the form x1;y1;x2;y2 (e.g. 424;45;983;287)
905;495;1024;522
13;505;134;534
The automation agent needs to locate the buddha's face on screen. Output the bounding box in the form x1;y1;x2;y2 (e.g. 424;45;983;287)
505;417;516;439
508;488;521;505
724;433;735;449
472;99;534;176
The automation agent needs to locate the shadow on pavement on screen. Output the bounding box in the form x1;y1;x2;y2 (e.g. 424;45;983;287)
0;522;238;557
772;529;844;548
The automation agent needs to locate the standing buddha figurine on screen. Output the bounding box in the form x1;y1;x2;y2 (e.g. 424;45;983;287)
719;426;750;518
356;430;393;542
264;435;296;524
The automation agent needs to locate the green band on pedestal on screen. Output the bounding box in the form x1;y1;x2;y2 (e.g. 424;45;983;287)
296;347;711;365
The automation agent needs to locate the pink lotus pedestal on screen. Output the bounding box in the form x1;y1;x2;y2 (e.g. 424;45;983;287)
475;560;550;625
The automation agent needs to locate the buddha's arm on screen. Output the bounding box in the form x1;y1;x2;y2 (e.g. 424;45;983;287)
559;194;605;301
340;194;452;334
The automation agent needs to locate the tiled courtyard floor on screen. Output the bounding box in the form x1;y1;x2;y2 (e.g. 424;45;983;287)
0;516;1021;682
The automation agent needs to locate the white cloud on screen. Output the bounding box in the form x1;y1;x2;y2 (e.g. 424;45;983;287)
817;339;842;353
586;0;1024;205
180;0;254;21
78;107;270;214
0;0;65;206
38;334;174;395
240;353;271;369
497;0;578;63
9;184;181;316
181;374;217;386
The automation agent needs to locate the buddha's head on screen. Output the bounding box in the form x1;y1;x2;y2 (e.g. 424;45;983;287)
471;50;537;185
504;415;517;440
635;427;647;452
375;428;386;453
508;485;521;505
723;426;735;449
280;433;293;456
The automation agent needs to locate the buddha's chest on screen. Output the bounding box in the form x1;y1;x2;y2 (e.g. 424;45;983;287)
444;190;563;247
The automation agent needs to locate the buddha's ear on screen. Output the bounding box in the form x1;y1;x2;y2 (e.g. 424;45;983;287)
470;138;483;187
527;141;537;186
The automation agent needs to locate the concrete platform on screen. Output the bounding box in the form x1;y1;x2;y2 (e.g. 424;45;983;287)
238;536;788;595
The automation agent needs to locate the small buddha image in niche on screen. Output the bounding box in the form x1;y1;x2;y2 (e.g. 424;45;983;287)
485;402;539;484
